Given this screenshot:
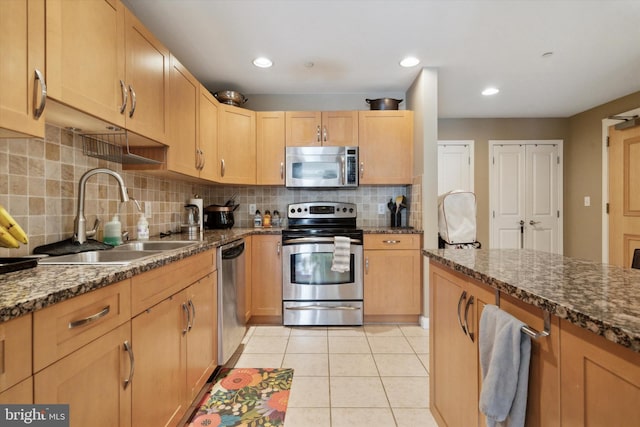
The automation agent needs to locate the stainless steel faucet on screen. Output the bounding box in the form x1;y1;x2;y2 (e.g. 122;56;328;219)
73;168;129;244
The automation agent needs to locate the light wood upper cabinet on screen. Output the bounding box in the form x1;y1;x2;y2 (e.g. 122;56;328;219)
198;87;219;181
358;110;413;184
0;0;46;138
167;54;199;177
218;104;256;184
285;111;358;147
46;0;169;143
363;234;422;319
46;0;126;127
123;8;169;143
257;111;285;185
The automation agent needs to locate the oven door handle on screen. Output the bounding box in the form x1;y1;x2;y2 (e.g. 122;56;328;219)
283;237;362;244
285;305;361;311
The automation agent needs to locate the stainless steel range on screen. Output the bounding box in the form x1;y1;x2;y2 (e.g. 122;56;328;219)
282;202;363;326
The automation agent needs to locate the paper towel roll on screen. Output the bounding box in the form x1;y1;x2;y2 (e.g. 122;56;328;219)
189;197;204;235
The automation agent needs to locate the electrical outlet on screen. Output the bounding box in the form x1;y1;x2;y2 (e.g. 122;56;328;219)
144;202;152;218
378;203;386;214
249;204;256;215
584;196;591;207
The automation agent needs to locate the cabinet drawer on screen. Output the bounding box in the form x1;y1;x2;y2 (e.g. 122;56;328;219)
364;233;421;250
0;314;32;393
33;280;131;372
131;250;215;315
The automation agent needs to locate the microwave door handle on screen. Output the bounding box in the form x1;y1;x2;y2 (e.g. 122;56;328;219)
340;156;345;185
283;237;362;244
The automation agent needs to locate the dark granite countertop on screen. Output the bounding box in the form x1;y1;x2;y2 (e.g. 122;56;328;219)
0;227;422;323
424;248;640;352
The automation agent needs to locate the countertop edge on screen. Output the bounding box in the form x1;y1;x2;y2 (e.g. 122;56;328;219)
423;249;640;353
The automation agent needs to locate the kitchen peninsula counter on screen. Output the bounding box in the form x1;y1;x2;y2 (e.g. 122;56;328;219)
424;248;640;352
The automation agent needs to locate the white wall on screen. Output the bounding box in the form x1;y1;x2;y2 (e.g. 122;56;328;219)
406;68;438;327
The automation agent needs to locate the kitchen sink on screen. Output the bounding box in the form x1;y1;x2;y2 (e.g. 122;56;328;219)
112;241;198;251
38;250;163;265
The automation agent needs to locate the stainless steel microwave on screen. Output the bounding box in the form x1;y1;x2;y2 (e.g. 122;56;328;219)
285;146;358;188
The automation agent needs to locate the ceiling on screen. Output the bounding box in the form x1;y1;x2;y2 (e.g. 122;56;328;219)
122;0;640;118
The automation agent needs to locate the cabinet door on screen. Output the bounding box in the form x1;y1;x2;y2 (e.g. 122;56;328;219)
0;315;32;394
185;274;217;404
358;110;413;184
46;0;126;127
198;87;219;181
0;0;45;138
430;264;478;427
321;111;358;146
364;249;421;316
285;111;322;146
251;235;282;318
123;9;169;143
560;319;640;427
243;235;253;322
132;292;187;427
257;111;285;185
218;104;256;184
167;54;199;177
34;322;132;427
497;293;560;427
0;378;33;404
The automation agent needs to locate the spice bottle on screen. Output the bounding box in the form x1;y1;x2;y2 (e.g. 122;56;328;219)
254;210;262;227
272;210;280;227
263;210;272;227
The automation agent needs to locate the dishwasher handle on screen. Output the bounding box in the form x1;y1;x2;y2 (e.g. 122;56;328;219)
221;239;245;260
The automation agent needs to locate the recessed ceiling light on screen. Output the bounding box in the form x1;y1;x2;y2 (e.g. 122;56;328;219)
482;87;500;96
400;56;420;68
253;57;273;68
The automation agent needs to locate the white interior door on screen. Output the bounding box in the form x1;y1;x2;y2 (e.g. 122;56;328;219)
437;141;474;195
490;141;563;253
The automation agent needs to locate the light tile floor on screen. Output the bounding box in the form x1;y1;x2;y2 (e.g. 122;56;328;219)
234;324;439;427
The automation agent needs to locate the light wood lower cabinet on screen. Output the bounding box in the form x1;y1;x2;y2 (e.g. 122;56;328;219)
430;260;640;427
363;234;422;321
250;235;282;322
34;322;132;427
0;377;33;404
560;319;640;427
0;314;32;398
131;251;217;427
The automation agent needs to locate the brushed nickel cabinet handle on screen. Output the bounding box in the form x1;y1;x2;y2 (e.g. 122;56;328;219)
33;69;47;119
277;242;281;256
128;85;137;118
323;125;327;142
457;291;467;335
182;303;190;335
123;340;135;389
464;295;475;342
188;299;196;330
360;161;364;178
68;306;110;329
119;80;128;114
382;240;400;244
316;125;321;143
220;159;225;177
365;257;369;274
280;162;284;180
199;149;205;170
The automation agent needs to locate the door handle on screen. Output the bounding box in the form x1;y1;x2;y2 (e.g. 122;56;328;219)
220;159;225;177
128;84;137;118
182;303;190;335
316;125;321;143
33;69;47;119
119;80;128;114
123;340;135;389
323;125;328;142
360;161;364;178
519;220;525;249
529;220;540;225
280;162;284;180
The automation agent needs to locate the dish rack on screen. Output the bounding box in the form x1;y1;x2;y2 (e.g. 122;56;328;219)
81;132;165;165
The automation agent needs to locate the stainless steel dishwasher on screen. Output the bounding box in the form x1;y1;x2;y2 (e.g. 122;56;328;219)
217;238;247;365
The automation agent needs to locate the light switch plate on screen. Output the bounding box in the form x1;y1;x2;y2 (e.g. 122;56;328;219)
249;204;256;215
378;203;386;214
584;196;591;207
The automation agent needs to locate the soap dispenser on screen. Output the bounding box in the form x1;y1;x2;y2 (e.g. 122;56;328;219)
104;215;122;245
137;214;149;240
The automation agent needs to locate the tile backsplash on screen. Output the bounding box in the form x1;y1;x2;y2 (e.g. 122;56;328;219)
0;125;420;257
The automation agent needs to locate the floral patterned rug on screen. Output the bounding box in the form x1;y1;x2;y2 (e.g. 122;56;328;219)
188;368;294;427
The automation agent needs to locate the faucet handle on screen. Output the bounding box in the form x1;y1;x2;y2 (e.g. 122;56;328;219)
121;230;130;242
86;217;101;238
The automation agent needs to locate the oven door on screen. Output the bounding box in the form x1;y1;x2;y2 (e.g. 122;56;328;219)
282;242;363;301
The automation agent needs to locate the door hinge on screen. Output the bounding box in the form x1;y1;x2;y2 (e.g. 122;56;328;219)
468;156;471;165
492;156;495;165
606;136;610;147
606;203;610;214
492;211;495;218
557;210;560;218
557;156;560;164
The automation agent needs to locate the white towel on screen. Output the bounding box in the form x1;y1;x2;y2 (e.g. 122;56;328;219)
479;304;531;427
331;236;351;273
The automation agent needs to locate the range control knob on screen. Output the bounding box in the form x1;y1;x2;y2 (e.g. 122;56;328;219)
349;208;354;213
290;208;296;214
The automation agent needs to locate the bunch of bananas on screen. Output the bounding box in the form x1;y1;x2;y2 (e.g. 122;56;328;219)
0;205;29;249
